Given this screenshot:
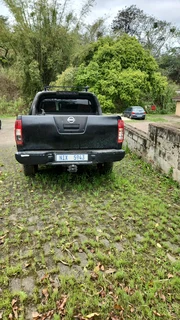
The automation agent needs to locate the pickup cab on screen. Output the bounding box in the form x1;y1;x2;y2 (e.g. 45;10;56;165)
15;88;125;176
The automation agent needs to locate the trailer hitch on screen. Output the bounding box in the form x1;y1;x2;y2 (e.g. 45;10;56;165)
67;165;78;173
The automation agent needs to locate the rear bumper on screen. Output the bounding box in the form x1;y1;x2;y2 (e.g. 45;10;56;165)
131;115;145;119
15;149;125;165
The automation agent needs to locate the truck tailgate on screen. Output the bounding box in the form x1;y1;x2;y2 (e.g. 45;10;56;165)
18;115;122;150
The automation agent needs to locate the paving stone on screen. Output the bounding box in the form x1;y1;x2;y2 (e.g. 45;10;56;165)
78;234;88;243
28;215;39;224
57;263;72;276
101;239;110;248
165;242;179;253
26;306;38;320
36;269;47;280
27;225;35;232
57;263;85;278
22;276;35;295
16;208;23;214
43;243;51;255
77;252;88;267
45;256;55;269
19;248;32;259
167;253;177;262
37;221;44;230
135;234;144;242
9;278;22;293
54;248;64;259
73;265;85;278
9;214;17;222
114;242;124;251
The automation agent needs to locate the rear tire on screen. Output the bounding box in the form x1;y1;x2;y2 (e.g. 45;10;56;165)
97;162;113;174
23;164;38;176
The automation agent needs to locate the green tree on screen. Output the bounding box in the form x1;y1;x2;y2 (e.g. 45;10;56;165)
111;5;178;57
0;16;14;66
158;48;180;84
1;0;95;100
73;35;168;112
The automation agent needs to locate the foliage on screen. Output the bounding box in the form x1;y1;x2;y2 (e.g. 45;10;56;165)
158;48;180;84
0;66;20;101
1;0;95;101
0;15;14;66
111;5;179;57
50;66;77;89
72;35;168;112
0;96;26;116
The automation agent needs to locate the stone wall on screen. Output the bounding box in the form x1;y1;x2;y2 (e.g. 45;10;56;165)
124;123;180;183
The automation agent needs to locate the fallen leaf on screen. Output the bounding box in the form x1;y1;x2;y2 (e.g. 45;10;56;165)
11;299;17;307
85;312;100;319
32;311;41;319
56;295;68;312
40;274;49;281
105;268;116;274
168;273;174;279
153;310;162;317
159;293;166;302
130;306;135;313
114;304;124;311
100;265;105;271
157;243;162;248
25;263;31;268
42;288;49;300
94;263;101;273
12;306;18;319
90;272;98;280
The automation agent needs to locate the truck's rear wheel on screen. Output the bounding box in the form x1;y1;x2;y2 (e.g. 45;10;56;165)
23;164;38;176
97;162;113;174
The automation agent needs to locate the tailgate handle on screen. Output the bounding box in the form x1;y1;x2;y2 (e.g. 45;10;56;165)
63;124;80;130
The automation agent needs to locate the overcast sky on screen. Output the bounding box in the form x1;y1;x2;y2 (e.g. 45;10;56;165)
88;0;180;26
0;0;180;26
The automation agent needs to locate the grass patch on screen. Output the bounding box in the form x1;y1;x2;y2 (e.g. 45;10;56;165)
0;146;180;319
145;114;168;122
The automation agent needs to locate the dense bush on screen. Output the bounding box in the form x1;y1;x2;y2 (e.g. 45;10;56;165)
53;35;170;113
0;97;27;116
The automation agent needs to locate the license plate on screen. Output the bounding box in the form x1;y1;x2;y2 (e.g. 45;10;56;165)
55;154;88;162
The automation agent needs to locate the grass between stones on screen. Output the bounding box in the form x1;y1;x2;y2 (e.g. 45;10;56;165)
0;146;180;320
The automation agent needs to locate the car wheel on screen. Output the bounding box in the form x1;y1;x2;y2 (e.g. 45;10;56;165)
23;164;38;176
97;162;113;174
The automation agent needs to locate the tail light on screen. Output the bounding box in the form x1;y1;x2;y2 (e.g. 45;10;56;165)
131;112;136;114
15;119;23;145
118;119;124;143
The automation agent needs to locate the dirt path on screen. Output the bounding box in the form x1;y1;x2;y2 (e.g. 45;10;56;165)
0;118;16;146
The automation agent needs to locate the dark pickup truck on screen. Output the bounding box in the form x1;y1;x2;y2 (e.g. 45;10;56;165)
15;88;125;176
